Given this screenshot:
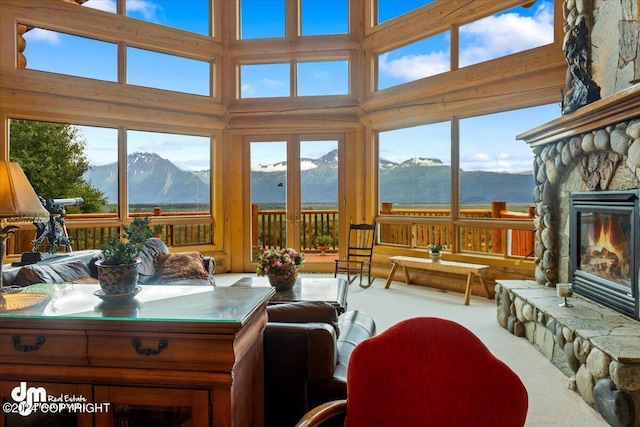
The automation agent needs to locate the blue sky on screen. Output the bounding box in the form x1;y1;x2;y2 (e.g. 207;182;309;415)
20;0;558;173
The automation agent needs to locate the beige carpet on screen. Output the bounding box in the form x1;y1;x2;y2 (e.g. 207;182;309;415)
216;273;609;427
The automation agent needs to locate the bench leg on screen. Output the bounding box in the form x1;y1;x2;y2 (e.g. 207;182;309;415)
464;273;473;305
402;266;411;284
384;262;398;289
477;274;493;299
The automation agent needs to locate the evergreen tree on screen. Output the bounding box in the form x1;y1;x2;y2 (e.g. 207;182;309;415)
9;119;107;213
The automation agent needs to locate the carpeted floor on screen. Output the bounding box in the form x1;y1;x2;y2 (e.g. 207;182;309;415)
215;273;609;427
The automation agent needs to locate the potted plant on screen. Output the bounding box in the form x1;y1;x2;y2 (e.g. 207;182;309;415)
256;248;305;291
95;216;154;296
427;243;443;263
314;234;333;255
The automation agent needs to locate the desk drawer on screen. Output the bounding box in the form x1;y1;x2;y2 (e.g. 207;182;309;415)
87;331;229;371
0;329;88;366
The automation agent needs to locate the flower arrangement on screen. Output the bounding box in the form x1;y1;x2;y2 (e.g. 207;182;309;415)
427;243;443;253
256;247;305;277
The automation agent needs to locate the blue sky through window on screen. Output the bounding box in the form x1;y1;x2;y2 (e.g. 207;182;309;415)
301;0;348;36
20;0;558;175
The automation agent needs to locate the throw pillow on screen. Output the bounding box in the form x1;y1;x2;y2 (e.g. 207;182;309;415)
16;260;92;287
138;238;169;277
154;252;209;282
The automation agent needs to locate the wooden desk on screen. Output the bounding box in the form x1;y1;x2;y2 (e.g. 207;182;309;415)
385;256;491;305
0;283;274;427
231;276;348;313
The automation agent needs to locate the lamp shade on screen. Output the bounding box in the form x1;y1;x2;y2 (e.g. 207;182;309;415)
0;161;49;221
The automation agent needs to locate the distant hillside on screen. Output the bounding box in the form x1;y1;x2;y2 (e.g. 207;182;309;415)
85;152;210;204
85;149;534;206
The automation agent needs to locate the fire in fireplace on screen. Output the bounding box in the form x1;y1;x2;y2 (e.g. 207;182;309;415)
570;190;639;319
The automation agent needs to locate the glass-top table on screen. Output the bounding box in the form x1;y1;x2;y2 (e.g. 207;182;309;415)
231;276;348;313
0;283;275;326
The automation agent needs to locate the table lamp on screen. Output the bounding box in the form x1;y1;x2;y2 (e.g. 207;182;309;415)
0;161;49;288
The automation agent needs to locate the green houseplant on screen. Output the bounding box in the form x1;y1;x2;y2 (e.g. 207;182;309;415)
96;216;154;295
314;234;333;255
427;243;443;262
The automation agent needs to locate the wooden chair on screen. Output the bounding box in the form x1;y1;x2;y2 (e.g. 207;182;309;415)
295;317;529;427
334;222;377;288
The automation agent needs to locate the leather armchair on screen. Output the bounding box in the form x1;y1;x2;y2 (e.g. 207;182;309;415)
264;301;376;427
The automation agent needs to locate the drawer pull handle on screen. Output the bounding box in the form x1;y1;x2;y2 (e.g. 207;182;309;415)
131;338;168;356
11;335;45;352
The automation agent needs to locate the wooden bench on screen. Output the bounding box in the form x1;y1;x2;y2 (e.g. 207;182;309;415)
384;256;492;305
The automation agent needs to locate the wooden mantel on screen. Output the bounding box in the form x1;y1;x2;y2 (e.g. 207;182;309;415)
518;84;640;147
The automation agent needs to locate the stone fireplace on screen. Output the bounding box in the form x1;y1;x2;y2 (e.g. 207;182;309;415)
496;85;640;426
528;96;640;292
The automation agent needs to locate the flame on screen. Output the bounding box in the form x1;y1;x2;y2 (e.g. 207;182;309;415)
584;218;629;276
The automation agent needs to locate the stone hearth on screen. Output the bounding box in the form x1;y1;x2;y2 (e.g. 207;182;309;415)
497;280;640;427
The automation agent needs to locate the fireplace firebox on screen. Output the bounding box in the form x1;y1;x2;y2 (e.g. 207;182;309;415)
570;190;640;319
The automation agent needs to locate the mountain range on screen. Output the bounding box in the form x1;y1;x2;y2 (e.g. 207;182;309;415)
84;150;534;205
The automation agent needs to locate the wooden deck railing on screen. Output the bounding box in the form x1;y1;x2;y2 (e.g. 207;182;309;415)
378;202;534;256
5;204;534;260
252;202;535;258
251;204;338;251
6;209;213;256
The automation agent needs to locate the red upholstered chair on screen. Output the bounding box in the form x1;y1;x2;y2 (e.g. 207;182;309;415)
295;317;528;427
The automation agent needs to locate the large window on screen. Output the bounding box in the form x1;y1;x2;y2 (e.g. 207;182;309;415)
300;0;348;36
82;0;211;36
240;0;285;39
20;26;211;97
378;122;451;211
22;27;117;81
459;1;554;68
240;60;350;98
125;0;210;35
127;47;211;96
9;119;117;214
240;63;291;98
374;0;554;92
377;103;559;255
297;60;349;96
459;104;559;213
377;32;450;90
126;130;211;214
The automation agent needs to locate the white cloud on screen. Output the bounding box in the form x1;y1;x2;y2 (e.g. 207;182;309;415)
471;153;491;161
23;28;61;45
83;0;117;13
459;2;554;66
379;2;553;82
462;152;532;172
126;0;161;20
262;78;285;88
379;51;449;82
241;83;255;97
